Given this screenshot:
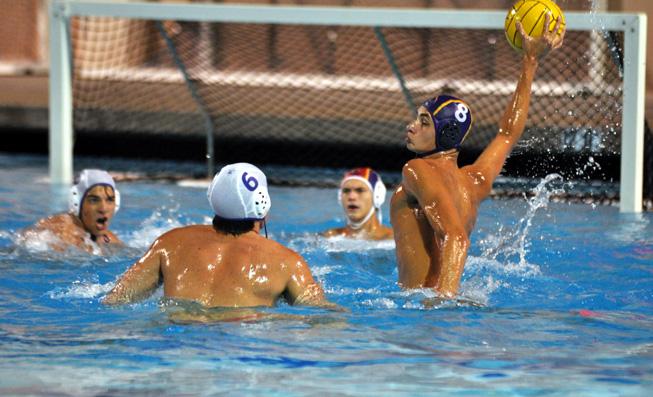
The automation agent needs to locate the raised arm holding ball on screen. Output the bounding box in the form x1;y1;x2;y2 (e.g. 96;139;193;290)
391;9;565;298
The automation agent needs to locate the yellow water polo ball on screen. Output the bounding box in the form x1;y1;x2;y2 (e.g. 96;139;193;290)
505;0;565;52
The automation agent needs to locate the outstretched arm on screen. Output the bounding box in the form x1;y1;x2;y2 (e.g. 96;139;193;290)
471;14;565;191
103;240;163;305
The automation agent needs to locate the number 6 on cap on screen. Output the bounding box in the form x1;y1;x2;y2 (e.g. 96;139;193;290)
242;172;259;191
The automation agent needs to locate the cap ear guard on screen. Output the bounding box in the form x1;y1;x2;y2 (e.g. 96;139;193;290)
252;187;270;219
372;175;386;209
68;185;81;215
114;188;121;213
436;120;462;151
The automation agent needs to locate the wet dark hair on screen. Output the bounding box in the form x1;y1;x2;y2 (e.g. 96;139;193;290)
212;215;255;236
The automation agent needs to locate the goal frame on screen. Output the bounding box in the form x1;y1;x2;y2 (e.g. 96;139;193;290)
48;0;647;212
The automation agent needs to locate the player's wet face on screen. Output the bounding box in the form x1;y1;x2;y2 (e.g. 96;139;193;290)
80;185;116;237
340;179;373;223
406;106;436;153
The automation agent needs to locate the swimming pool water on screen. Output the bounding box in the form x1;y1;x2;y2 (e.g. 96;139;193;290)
1;154;652;396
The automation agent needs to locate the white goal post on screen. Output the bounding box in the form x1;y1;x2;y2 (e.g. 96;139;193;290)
49;0;647;213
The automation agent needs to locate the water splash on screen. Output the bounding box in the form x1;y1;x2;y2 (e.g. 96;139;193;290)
311;264;339;277
320;235;395;253
0;230;11;242
49;276;115;299
288;233;395;253
480;174;565;270
126;204;188;249
13;228;102;256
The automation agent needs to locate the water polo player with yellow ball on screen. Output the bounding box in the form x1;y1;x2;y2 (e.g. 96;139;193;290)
390;1;565;298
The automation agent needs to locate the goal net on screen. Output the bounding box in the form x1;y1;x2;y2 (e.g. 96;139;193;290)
54;1;647;209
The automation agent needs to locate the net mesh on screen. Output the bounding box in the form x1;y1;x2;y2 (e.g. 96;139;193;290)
69;3;628;200
0;0;42;64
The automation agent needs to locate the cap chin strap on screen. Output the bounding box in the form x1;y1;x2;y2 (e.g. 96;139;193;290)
416;147;444;158
416;147;458;158
347;206;376;230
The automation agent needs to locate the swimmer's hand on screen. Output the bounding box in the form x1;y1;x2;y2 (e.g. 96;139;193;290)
295;295;348;313
316;301;349;313
517;12;565;60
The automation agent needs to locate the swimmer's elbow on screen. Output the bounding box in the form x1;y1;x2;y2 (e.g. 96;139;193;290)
450;231;470;248
440;229;470;251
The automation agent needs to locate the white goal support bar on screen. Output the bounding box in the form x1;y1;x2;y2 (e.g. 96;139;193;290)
49;0;647;212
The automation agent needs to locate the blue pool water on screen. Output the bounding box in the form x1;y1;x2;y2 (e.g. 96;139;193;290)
1;154;652;396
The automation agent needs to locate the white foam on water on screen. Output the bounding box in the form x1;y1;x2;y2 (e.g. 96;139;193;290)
311;264;340;277
126;205;186;250
14;229;63;252
49;276;115;299
459;273;504;305
361;297;398;309
465;255;541;278
176;179;210;188
323;286;382;296
320;235;395;252
288;233;395;254
13;228;102;256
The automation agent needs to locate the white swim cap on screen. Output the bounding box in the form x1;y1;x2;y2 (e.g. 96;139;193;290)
207;163;271;220
68;169;120;216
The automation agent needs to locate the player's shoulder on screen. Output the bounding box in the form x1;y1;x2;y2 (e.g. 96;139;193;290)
46;212;74;223
322;227;346;237
257;236;304;262
379;225;394;240
404;158;425;170
34;213;75;229
403;158;438;173
157;224;210;241
402;158;438;183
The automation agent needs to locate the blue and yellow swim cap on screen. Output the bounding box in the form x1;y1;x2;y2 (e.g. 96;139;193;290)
422;95;473;153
